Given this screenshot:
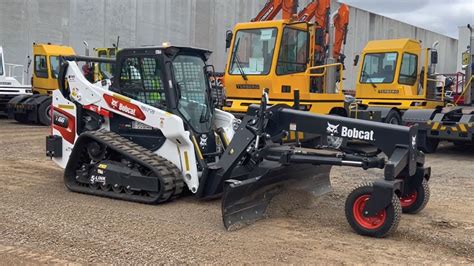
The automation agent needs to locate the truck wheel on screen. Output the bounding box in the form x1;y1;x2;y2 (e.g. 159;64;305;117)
38;98;53;126
14;114;29;124
345;182;401;238
384;110;401;125
400;179;430;214
419;137;439;153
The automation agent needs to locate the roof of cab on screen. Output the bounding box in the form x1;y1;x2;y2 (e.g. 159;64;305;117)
33;43;76;56
363;39;421;53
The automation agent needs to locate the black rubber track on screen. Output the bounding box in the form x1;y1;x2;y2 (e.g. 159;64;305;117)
64;130;184;204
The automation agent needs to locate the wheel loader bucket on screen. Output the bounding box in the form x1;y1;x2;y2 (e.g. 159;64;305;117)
222;163;332;230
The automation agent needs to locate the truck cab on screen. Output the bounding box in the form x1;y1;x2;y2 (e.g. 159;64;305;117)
32;43;76;95
223;20;346;116
355;39;444;111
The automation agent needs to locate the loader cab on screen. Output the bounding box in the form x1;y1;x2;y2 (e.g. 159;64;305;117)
110;46;216;152
355;39;443;110
32;44;76;95
224;20;345;116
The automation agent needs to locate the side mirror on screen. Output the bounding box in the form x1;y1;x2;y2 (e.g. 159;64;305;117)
353;55;360;66
431;50;438;65
225;30;233;51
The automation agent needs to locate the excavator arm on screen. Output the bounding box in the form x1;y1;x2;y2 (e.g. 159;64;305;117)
297;0;330;26
333;4;350;65
252;0;298;21
297;0;331;65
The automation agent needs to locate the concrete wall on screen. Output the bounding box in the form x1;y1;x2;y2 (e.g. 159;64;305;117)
0;0;458;89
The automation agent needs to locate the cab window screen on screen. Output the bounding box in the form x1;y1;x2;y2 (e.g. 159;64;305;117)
35;55;48;78
277;27;308;75
119;56;166;107
229;28;277;75
50;56;60;79
399;53;418;85
360;53;398;84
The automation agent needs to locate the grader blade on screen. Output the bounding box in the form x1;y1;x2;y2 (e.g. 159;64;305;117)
222;163;331;231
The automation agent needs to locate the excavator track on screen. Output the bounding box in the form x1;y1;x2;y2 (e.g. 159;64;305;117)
64;130;185;204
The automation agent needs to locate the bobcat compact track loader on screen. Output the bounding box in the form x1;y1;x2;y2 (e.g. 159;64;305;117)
47;46;431;238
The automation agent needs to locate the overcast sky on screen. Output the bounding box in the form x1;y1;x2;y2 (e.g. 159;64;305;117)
340;0;474;39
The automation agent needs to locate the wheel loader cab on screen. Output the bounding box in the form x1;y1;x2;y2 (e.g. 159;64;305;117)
355;39;443;110
109;46;216;154
224;20;345;116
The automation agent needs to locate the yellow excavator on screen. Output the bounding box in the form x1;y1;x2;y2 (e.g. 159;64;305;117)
223;0;350;117
8;43;116;125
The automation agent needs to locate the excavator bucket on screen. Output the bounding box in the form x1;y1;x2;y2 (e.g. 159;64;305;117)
222;163;332;230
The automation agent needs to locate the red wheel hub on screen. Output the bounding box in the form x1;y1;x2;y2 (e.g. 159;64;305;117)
352;195;386;229
400;191;418;208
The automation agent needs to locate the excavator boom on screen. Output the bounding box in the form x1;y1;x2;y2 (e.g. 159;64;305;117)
252;0;298;21
297;0;330;26
333;4;350;63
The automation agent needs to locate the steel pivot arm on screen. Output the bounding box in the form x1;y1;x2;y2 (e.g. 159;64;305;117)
252;0;298;22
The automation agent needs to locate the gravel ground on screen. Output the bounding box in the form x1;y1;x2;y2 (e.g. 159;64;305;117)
0;118;472;264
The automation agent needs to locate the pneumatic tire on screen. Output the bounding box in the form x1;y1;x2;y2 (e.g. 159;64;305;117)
400;179;430;214
14;114;29;124
38;98;53;126
384;110;402;125
345;182;401;238
419;137;439;154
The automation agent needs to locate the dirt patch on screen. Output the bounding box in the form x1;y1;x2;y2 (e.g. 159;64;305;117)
0;118;473;264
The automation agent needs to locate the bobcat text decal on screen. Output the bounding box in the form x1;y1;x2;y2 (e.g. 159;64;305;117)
103;94;146;120
327;122;375;141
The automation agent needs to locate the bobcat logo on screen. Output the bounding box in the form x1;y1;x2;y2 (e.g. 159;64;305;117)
111;99;119;108
327;122;340;136
199;134;208;150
